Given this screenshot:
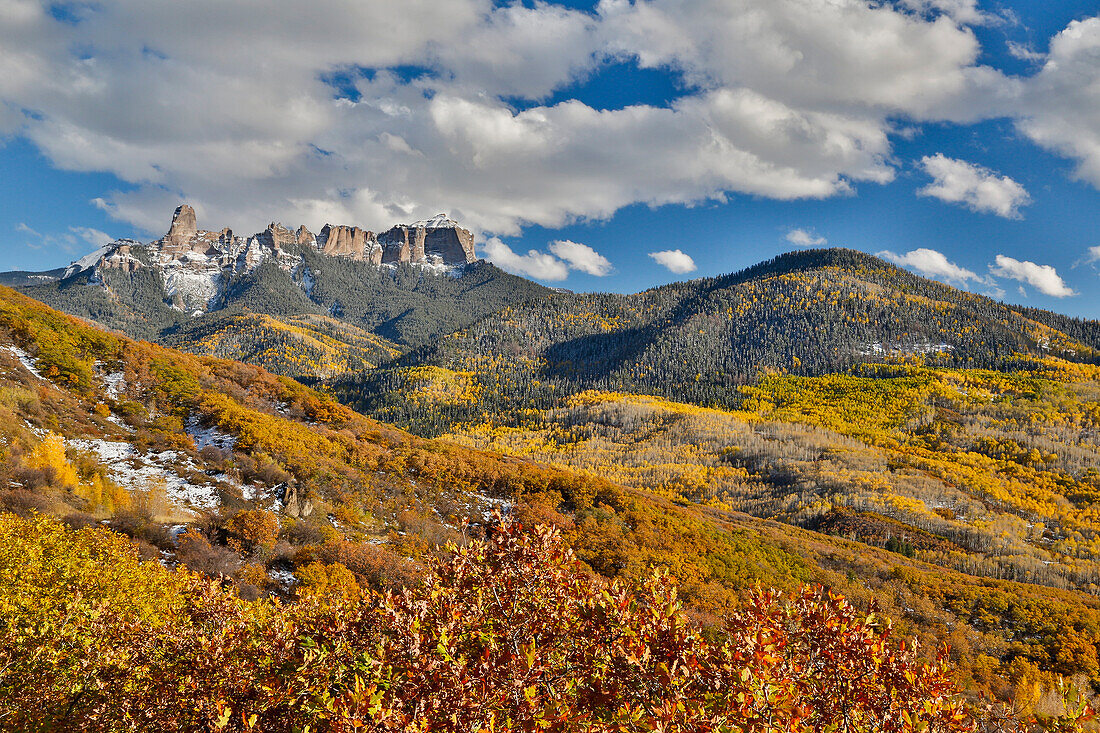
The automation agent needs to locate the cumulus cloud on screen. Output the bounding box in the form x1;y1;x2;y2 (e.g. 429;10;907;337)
0;0;1016;240
480;237;612;280
3;0;1097;252
70;226;114;248
481;238;570;281
1016;18;1100;188
917;154;1031;218
548;240;613;276
786;228;827;247
990;255;1075;297
878;247;981;285
649;249;696;274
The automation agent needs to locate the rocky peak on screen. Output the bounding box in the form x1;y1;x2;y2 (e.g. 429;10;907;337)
258;222;296;252
378;215;476;265
165;205;198;246
317;224;380;263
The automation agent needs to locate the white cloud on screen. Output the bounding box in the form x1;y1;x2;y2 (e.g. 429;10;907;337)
480;236;612;280
1016;17;1100;188
1087;245;1100;264
878;248;981;285
649;249;696;274
786;228;827;247
481;238;570;281
990;255;1075;297
548;240;613;276
1006;40;1044;63
597;0;1011;121
917;154;1031;218
0;0;1014;240
70;226;114;248
5;0;1098;254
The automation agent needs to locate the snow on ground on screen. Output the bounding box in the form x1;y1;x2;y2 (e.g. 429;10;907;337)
69;437;220;511
858;341;954;356
94;361;127;398
268;568;296;590
63;244;115;278
187;417;237;452
295;260;315;296
411;213;459;229
103;371;126;397
470;492;513;522
160;259;223;313
2;344;46;381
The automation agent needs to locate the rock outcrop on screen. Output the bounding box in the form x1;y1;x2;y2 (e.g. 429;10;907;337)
296;225;315;247
316;224;380;262
257;223;297;252
57;204;480;316
164;204;198;248
377;214;477;266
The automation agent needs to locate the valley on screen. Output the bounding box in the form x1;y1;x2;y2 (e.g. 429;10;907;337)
3;215;1100;725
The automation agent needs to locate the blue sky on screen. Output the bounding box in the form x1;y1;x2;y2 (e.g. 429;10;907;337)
1;0;1098;318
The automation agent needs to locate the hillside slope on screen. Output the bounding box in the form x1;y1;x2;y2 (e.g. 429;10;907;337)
7;207;551;381
6;285;1100;705
342;248;1100;426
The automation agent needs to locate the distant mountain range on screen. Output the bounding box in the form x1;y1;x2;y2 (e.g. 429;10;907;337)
5;209;1099;399
1;205;549;376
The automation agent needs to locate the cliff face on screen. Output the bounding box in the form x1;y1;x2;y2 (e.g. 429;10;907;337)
378;215;477;265
317;225;381;263
51;205;481;315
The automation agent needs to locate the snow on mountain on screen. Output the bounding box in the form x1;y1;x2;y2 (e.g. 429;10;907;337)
411;213;460;229
63;245;115;279
51;205;479;316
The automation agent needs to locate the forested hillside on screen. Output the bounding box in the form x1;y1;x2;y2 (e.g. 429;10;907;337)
344;249;1100;426
5;282;1100;722
15;251;550;381
9;242;1100;721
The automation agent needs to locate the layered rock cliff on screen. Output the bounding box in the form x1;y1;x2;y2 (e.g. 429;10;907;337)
57;205;480;314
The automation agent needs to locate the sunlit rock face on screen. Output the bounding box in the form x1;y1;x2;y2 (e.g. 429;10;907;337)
57;205;479;315
378;214;477;266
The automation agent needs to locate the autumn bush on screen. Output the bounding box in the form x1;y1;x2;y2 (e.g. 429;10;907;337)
8;511;1087;732
225;509;279;555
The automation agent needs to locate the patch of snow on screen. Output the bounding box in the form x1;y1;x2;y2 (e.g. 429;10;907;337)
161;261;223;313
269;568;296;590
294;259;316;297
857;341;954;357
3;344;46;381
411;213;459;229
69;438;220;511
416;256;465;276
63;244;115;278
101;370;126;398
470;492;513;522
22;419;46;437
187;417;237;452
